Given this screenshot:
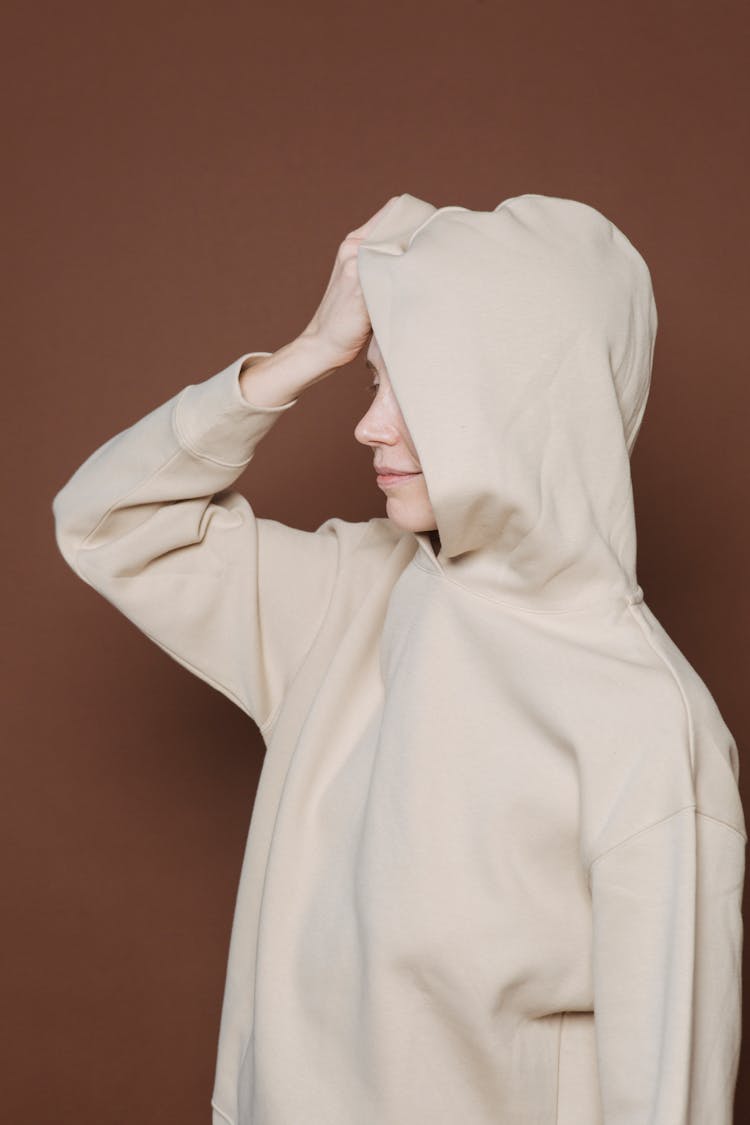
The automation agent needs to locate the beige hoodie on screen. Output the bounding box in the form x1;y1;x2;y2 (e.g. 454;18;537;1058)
52;193;746;1124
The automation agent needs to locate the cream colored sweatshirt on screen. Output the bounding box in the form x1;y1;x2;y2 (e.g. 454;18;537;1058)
52;193;746;1125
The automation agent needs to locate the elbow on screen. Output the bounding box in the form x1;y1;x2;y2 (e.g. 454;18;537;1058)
51;484;88;576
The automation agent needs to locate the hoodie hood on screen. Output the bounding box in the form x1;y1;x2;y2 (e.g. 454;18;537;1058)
357;192;658;613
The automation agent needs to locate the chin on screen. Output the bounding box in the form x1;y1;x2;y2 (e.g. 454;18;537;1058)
385;501;436;535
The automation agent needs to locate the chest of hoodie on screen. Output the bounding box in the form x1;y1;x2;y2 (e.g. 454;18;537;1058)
251;554;671;1015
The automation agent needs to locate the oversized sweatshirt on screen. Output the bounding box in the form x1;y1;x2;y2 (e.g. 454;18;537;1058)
52;192;746;1125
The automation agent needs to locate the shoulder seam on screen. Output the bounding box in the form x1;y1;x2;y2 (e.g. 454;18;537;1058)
695;809;748;843
588;804;748;878
588;804;697;876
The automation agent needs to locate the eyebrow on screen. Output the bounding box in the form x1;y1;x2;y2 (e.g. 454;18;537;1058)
365;358;378;374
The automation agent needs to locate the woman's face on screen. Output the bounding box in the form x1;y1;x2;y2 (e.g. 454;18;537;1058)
354;334;438;536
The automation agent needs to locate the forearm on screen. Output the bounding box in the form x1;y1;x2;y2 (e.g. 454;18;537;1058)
239;332;341;408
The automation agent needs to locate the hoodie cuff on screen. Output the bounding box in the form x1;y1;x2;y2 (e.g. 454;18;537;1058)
173;352;300;467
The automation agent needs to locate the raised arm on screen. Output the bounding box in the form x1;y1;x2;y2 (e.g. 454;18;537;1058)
51;339;367;733
52;197;402;732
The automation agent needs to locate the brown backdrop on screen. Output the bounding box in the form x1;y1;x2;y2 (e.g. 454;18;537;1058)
4;0;749;1120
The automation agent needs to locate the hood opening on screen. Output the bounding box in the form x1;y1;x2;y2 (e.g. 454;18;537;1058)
357;192;657;613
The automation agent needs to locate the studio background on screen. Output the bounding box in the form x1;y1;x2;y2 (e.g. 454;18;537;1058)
3;0;748;1121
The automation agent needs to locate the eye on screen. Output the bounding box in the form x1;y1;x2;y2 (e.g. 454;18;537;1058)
368;380;380;396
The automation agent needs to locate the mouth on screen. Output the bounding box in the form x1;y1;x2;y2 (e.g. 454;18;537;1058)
376;470;423;489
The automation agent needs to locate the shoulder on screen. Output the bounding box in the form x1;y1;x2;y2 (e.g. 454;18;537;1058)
581;600;746;860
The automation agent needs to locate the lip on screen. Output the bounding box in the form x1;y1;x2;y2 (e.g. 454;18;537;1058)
376;469;423;488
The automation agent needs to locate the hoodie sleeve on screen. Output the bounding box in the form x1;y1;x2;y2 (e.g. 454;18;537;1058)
51;352;369;734
588;804;746;1124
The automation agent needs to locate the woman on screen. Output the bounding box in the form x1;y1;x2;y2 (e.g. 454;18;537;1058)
52;193;746;1124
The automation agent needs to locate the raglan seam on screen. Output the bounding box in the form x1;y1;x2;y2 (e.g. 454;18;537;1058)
259;518;374;739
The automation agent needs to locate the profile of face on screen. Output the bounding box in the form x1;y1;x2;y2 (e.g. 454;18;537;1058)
354;334;439;549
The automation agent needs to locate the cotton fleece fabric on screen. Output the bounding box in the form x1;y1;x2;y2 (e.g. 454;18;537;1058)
52;192;746;1125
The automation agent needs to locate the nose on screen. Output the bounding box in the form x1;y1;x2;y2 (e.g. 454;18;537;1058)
353;401;399;448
